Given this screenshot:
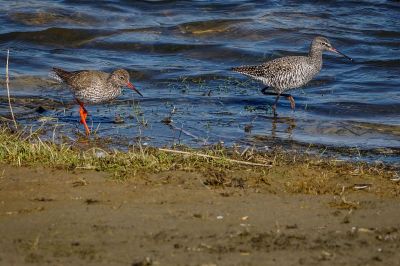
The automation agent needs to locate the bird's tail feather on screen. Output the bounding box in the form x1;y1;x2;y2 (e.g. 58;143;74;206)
51;67;71;83
231;65;258;75
48;71;63;83
231;66;245;73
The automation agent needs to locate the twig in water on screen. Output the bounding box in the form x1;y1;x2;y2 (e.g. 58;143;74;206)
158;148;272;167
93;122;101;135
177;122;183;145
5;49;17;129
133;102;145;158
52;124;58;143
169;123;206;143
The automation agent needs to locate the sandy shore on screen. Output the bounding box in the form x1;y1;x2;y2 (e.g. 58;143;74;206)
1;164;399;265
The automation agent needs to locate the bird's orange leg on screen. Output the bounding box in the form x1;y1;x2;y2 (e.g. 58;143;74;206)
76;100;90;135
282;94;296;110
262;88;296;112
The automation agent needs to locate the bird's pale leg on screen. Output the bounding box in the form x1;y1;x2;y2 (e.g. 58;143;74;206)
76;99;90;135
261;88;281;116
272;94;281;117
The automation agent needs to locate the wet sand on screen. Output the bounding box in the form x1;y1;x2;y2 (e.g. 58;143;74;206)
0;164;399;265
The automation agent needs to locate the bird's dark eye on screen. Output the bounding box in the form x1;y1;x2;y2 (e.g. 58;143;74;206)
119;76;124;80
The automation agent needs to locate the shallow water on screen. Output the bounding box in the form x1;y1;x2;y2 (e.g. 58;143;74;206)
0;1;399;165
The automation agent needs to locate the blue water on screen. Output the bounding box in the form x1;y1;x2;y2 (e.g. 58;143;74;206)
0;1;399;165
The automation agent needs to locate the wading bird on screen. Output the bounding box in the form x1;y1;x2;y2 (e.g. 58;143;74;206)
232;36;352;116
53;68;143;135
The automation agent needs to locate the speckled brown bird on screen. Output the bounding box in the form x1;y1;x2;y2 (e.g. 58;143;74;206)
53;68;143;135
232;36;352;116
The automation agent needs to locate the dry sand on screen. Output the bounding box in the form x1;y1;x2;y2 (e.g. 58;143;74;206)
0;165;399;265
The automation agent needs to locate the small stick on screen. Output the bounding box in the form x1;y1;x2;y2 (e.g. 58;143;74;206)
169;123;206;143
158;148;272;167
6;49;17;129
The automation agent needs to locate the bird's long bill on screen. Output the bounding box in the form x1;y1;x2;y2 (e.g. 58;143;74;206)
127;82;143;97
329;47;353;61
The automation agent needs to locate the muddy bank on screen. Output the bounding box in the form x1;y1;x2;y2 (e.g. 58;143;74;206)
0;164;399;265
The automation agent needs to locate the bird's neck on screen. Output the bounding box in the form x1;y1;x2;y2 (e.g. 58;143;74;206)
106;80;122;94
309;46;323;61
308;47;323;72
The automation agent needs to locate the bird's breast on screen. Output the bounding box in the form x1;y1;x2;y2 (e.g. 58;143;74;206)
74;86;121;104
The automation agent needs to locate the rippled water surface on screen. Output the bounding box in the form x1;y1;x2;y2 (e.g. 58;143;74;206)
0;1;399;164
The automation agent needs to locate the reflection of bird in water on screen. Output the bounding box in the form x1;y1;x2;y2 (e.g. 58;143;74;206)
247;115;296;147
53;68;143;135
232;36;352;116
271;116;296;139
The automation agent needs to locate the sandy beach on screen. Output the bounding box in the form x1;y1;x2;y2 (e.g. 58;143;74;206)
1;161;399;265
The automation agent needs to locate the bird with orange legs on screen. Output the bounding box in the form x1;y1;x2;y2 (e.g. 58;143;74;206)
53;68;143;135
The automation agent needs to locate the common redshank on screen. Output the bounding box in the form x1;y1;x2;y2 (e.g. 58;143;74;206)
232;36;352;116
53;68;143;135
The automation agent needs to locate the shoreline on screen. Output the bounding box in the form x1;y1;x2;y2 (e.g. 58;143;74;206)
0;125;398;185
0;126;399;264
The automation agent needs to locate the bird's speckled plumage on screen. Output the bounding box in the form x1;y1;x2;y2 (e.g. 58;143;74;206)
53;68;130;104
53;67;142;135
232;36;352;116
232;36;344;94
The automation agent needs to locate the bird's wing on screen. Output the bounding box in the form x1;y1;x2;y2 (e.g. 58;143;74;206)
232;58;293;82
232;56;311;89
67;71;108;92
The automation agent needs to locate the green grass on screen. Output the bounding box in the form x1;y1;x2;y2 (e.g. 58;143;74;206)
0;126;397;198
0;126;255;179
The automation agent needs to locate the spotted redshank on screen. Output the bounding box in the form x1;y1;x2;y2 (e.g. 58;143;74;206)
53;68;143;135
232;36;352;116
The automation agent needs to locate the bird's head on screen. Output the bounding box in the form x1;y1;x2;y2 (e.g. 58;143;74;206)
312;36;353;61
111;69;143;97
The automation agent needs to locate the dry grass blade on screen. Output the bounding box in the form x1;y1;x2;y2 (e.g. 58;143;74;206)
6;49;17;129
158;148;272;167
